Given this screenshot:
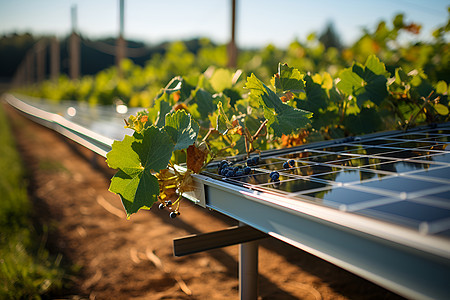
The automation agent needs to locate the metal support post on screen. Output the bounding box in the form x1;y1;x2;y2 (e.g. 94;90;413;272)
239;239;258;300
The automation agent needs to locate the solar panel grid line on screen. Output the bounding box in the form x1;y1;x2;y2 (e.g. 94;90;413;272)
228;183;450;259
343;176;450;199
401;168;450;184
404;154;450;165
201;123;450;239
340;197;400;212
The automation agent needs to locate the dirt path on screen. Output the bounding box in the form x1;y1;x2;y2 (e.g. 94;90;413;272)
6;105;405;300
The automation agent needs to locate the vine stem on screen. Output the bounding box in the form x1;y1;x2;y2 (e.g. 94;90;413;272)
252;119;268;140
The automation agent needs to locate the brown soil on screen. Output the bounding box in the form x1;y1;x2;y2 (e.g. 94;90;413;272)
6;105;405;300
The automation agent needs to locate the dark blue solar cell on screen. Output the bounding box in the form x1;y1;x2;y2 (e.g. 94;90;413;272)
291;164;338;176
427;190;450;202
260;178;330;193
317;145;363;153
357;176;445;195
358;147;398;155
370;161;432;174
312;169;386;184
410;167;450;182
387;141;440;149
373;149;432;159
303;187;387;208
428;153;450;164
355;201;450;227
359;139;399;146
330;157;390;168
392;133;433;140
423;136;450;143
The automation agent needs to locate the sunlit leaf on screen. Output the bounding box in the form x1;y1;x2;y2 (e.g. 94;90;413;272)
246;73;312;137
107;126;174;217
165;110;200;151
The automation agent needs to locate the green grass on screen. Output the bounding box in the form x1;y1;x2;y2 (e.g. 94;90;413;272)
0;103;65;299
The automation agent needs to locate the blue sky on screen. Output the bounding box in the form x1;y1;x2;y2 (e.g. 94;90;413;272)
0;0;448;48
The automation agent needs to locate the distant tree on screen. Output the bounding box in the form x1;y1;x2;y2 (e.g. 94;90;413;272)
0;33;37;80
319;21;343;50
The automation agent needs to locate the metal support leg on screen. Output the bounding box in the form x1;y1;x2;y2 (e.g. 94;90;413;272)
239;240;258;300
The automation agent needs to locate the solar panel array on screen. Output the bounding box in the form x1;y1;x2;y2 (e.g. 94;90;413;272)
203;124;450;239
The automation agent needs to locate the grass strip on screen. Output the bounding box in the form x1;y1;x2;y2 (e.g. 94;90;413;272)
0;103;65;299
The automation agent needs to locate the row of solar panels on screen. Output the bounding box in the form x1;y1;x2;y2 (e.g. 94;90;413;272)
4;94;450;299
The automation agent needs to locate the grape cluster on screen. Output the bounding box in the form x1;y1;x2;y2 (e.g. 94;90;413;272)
282;159;296;169
158;200;180;218
269;159;296;184
218;159;255;178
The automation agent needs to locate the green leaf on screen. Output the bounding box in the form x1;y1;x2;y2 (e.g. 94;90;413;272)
272;63;305;96
210;68;233;92
343;107;384;134
434;103;449;116
154;93;172;128
246;73;312;137
107;126;174;217
110;170;159;218
133;126;175;171
223;88;242;107
195;88;216;119
436;81;448;95
365;55;389;77
107;135;143;176
165;110;200;151
337;69;364;95
337;55;388;107
297;75;328;114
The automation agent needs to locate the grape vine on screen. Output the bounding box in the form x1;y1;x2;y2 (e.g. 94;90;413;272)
106;57;449;218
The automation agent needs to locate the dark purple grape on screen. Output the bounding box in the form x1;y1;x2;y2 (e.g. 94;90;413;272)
288;159;295;167
226;170;235;177
270;171;280;180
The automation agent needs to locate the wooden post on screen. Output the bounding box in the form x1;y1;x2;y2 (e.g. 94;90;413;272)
69;5;80;80
116;36;126;75
227;0;238;68
50;37;60;82
69;32;80;80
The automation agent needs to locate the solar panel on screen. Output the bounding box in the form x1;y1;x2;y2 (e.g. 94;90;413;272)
202;124;450;238
6;94;450;299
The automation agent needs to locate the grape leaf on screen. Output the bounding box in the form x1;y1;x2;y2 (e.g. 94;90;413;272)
107;126;174;217
343;107;384;134
297;75;328;114
194;88;216;119
153;93;172;128
210;68;233;92
272;63;305;96
337;55;389;107
246;74;312;137
165;110;200;151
